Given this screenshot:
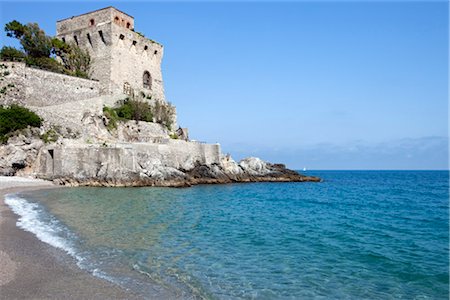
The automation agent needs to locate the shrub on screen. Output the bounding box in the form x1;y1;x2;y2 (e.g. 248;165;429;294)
153;100;175;130
0;104;42;143
0;46;26;61
114;99;153;122
40;128;58;143
103;99;175;131
103;106;119;130
25;56;65;73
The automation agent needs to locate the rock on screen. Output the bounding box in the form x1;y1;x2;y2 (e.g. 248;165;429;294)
239;157;271;176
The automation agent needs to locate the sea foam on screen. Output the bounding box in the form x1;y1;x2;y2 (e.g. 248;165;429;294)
3;194;114;282
5;194;80;257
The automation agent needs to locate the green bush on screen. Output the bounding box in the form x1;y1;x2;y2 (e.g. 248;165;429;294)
114;99;153;122
0;46;26;61
40;128;58;143
103;99;154;131
25;56;65;73
0;104;42;143
103;106;119;130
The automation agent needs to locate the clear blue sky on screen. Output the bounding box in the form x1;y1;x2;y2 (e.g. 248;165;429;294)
1;1;448;170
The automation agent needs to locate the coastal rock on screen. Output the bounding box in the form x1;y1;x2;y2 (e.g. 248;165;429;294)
0;128;45;176
239;157;271;176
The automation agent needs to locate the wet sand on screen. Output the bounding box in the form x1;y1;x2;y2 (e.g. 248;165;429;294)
0;177;141;299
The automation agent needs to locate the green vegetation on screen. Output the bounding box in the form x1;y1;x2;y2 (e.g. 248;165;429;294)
2;20;90;79
103;98;153;130
103;98;175;131
0;46;26;61
0;104;42;143
169;133;178;139
102;106;119;130
40;128;58;143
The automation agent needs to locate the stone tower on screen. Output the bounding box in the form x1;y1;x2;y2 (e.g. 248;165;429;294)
56;7;165;101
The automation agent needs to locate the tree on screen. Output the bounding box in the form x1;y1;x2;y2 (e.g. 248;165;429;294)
3;20;90;78
5;21;52;58
52;39;90;77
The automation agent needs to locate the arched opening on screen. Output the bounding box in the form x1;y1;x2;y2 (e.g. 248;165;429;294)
143;71;151;89
126;22;131;29
114;16;120;24
89;19;95;26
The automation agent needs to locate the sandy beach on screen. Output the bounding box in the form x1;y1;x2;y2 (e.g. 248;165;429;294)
0;177;140;299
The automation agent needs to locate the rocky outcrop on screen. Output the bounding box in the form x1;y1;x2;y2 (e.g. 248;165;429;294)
50;156;320;187
0;128;44;176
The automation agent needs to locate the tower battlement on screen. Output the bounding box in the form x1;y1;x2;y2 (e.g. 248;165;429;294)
56;7;165;101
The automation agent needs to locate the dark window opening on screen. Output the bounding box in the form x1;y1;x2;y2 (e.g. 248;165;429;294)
73;35;78;45
48;149;54;159
154;50;158;55
143;71;151;89
98;31;106;44
114;16;120;24
89;19;95;26
87;33;92;45
132;40;137;46
61;37;66;43
144;45;148;51
126;22;131;29
119;34;125;40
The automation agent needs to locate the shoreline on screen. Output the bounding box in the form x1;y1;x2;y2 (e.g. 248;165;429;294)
0;178;142;299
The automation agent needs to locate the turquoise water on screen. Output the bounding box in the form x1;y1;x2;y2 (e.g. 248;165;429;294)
10;171;449;299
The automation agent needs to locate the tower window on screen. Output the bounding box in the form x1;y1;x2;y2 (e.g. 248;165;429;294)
144;45;148;51
154;50;158;55
61;37;66;43
73;35;78;45
132;40;137;46
143;71;151;89
119;34;125;40
87;33;92;45
126;22;131;29
114;16;120;24
89;19;95;26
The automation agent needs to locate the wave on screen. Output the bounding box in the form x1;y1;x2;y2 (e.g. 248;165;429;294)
4;194;116;284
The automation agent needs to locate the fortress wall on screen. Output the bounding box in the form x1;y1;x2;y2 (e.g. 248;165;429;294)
56;7;134;35
56;23;113;93
37;141;222;179
0;62;101;107
24;65;102;106
110;25;165;100
0;62;27;106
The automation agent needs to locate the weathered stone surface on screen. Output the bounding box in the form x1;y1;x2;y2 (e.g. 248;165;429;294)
0;128;45;176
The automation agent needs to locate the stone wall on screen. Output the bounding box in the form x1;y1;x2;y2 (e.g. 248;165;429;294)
56;6;134;34
56;7;165;101
35;141;222;179
110;25;165;100
0;62;101;107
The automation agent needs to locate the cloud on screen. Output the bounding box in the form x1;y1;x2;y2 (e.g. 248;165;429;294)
224;136;448;170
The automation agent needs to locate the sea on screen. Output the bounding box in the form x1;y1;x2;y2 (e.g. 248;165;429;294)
5;171;449;299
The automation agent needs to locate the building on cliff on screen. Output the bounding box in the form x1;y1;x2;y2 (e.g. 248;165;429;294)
56;6;166;100
0;6;319;185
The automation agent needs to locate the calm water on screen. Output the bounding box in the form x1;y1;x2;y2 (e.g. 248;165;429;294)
7;171;449;299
